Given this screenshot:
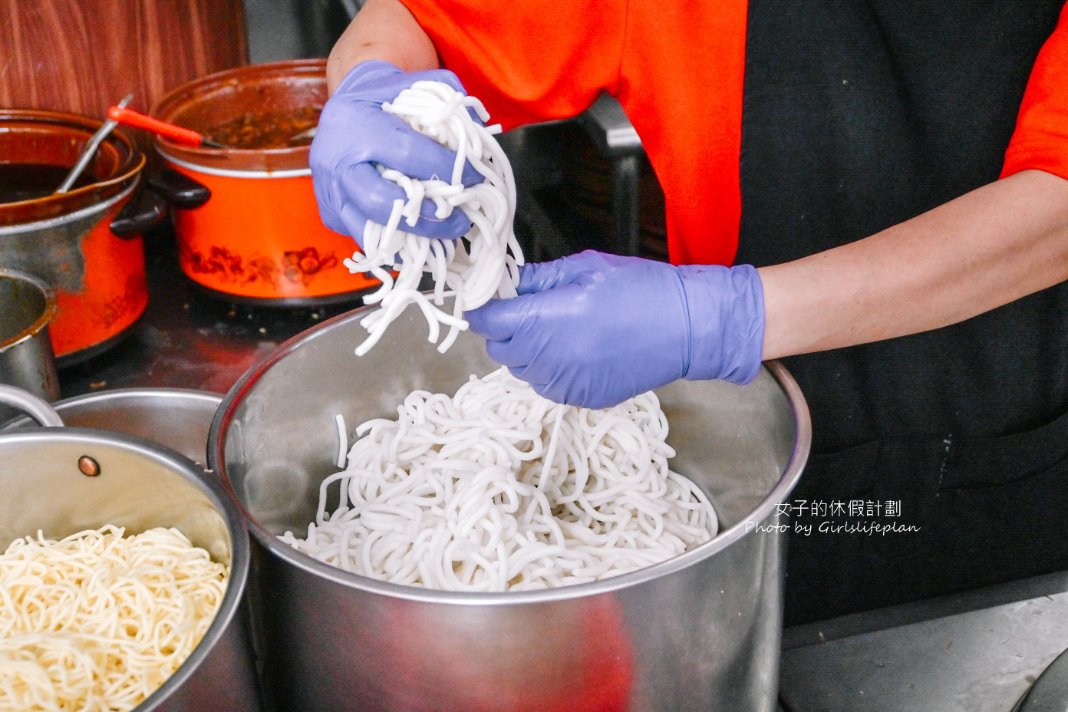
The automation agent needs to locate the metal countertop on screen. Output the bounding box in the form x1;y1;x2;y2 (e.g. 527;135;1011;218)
59;227;365;399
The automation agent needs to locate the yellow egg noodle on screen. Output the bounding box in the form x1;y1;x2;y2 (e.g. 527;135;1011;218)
0;525;228;712
283;368;718;591
344;80;524;356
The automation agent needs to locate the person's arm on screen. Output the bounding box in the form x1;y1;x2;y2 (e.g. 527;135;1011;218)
325;0;440;93
464;169;1068;408
760;169;1068;359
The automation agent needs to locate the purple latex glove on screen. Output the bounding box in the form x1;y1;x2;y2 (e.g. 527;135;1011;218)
465;250;765;409
309;60;483;246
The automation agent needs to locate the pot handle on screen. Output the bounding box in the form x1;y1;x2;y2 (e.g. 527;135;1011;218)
110;187;169;239
0;384;64;427
147;167;211;209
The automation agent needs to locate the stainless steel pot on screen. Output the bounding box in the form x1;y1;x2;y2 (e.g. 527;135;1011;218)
0;390;262;711
0;269;58;424
208;305;811;712
1;387;221;467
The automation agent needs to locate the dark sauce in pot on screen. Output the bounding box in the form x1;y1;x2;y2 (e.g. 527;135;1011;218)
205;106;322;150
0;163;95;204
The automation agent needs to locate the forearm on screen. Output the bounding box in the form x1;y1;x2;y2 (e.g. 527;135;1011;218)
326;0;440;94
759;169;1068;359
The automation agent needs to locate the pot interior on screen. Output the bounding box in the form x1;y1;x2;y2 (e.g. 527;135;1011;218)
0;270;54;348
153;59;326;171
0;110;143;225
212;303;808;568
0;431;232;565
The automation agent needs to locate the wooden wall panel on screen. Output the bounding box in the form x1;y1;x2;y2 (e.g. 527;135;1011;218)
1;0;247;152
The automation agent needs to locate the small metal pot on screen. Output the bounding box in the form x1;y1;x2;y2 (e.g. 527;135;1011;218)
152;60;378;306
209;304;812;712
0;269;59;423
0;388;262;711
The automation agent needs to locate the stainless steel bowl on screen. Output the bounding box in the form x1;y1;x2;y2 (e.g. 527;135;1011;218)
209;304;811;712
0;401;261;710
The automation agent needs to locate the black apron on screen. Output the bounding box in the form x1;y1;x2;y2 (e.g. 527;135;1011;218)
736;0;1068;625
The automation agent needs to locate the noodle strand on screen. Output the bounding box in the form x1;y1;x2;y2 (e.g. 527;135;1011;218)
282;369;718;591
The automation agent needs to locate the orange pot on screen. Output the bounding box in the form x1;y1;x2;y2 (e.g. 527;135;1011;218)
0;110;154;364
152;59;377;306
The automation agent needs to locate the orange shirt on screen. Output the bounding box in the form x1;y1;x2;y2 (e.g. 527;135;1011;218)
400;0;1068;266
1002;3;1068;180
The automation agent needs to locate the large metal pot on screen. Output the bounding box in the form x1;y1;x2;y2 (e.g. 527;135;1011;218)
0;390;262;711
152;60;378;306
208;304;812;711
0;110;158;364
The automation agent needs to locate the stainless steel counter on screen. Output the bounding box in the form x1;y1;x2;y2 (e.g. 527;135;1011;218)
780;571;1068;711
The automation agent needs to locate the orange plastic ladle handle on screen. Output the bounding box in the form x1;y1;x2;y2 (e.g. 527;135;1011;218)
107;105;223;148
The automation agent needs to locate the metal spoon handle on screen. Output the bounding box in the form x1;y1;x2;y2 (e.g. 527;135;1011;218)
55;93;134;194
107;105;225;148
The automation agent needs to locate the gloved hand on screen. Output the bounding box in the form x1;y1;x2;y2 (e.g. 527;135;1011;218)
465;250;765;409
309;60;483;246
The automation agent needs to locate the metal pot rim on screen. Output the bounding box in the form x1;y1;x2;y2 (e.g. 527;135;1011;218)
0;427;251;706
0;180;136;237
0;268;57;351
158;151;312;179
37;386;222;410
208;305;812;606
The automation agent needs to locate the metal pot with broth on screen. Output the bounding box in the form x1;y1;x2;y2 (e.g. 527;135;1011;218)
0;110;153;363
152;59;376;306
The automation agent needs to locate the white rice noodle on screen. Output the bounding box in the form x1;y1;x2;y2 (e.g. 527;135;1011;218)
0;525;228;712
282;368;718;591
344;80;523;356
335;412;348;469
